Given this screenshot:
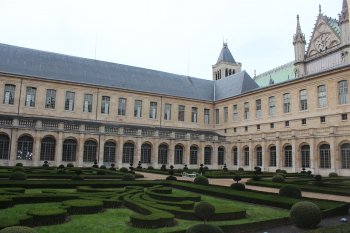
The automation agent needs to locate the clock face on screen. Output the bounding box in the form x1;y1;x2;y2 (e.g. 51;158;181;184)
315;33;331;52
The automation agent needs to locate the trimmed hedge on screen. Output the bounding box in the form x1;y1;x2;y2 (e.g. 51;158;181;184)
186;224;223;233
279;185;302;199
9;172;26;181
0;226;37;233
27;207;67;226
271;174;285;183
194;176;209;185
230;183;245;191
145;189;201;202
62;199;103;215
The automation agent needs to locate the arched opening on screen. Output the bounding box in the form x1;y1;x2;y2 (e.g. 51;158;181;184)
232;147;238;166
204;146;212;165
122;143;134;164
158;144;168;165
0;134;10;160
104;141;116;163
218;147;225;165
190;146;198;165
83;140;97;162
141;143;152;164
284;145;292;167
244;147;249;166
174;145;183;164
62;139;77;162
256;146;262;167
269;146;276;167
319;144;331;168
301;145;310;168
17;135;34;160
40;137;56;161
341;143;350;169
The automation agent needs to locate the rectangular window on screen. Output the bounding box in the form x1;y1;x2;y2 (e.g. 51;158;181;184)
270;123;274;129
204;109;210;124
338;80;349;104
3;84;15;105
285;121;289;127
233;104;238;121
244;102;249;120
149;101;157;119
101;96;110;114
255;99;261;118
257;124;260;130
302;118;307;125
283;93;290;113
178;105;185;121
223;107;228;123
25;87;36;107
342;113;348;121
164;103;171;120
317;85;327;108
300;89;308;111
191;107;198;123
244;126;248;132
134;100;142;117
64;91;75;111
118;98;126;116
83;94;93;113
268;96;276;116
320;116;326;123
45;89;56;109
215;109;219;124
233;127;237;133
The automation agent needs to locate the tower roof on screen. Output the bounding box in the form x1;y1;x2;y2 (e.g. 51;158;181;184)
216;42;236;64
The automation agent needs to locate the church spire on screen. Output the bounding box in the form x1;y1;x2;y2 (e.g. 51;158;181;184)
293;15;306;45
340;0;349;24
293;15;306;78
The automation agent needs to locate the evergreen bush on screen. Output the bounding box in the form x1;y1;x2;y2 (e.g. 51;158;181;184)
67;163;74;168
328;172;338;177
58;164;65;169
0;226;38;233
9;171;26;180
279;185;302;199
119;167;128;173
15;163;23;167
290;201;322;229
122;173;135;181
166;175;177;181
147;166;154;170
194;176;209;185
272;174;285;183
230;183;245;191
194;201;215;222
99;165;106;169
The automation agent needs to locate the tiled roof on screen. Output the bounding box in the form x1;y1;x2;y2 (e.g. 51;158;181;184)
254;62;295;87
216;43;236;64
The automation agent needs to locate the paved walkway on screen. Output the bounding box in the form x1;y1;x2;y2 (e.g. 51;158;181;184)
138;171;350;202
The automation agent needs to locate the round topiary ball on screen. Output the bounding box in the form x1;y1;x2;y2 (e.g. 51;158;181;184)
100;165;106;169
66;163;74;168
272;174;285;183
122;173;135;181
166;175;177;180
194;201;215;222
194;176;209;185
230;183;246;191
290;201;322;229
279;185;302;199
186;224;223;233
9;171;27;180
0;226;38;233
120;167;128;173
329;172;338;177
97;170;106;175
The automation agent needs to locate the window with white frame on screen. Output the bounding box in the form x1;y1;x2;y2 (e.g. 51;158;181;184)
341;143;350;169
320;144;331;168
3;84;15;105
134;100;142;117
118;98;126;116
301;145;310;168
268;96;276;116
270;146;276;167
232;147;238;166
283;93;290;113
255;99;261;118
317;85;327;108
64;91;75;111
178;105;185;121
223;107;228;123
25;87;36;107
191;107;198;123
256;147;262;167
244;102;249;119
284;145;292;167
101;96;110;114
204;109;210;124
164;103;171;120
45;89;56;109
233;104;238;121
244;147;249;166
300;89;308;111
338;80;348;105
149;101;157;119
83;94;93;113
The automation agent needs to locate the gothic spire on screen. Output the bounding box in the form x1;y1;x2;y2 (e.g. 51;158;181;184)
340;0;349;24
293;15;306;45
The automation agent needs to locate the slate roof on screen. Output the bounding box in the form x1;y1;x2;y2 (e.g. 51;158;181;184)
0;43;258;101
216;43;236;64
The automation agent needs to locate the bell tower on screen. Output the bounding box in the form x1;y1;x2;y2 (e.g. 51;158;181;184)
212;42;242;80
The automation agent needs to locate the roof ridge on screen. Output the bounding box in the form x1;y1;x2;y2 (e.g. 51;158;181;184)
254;61;294;80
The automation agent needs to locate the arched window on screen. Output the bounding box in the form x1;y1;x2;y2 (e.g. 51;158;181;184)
190;146;198;165
40;137;56;161
256;146;262;167
17;136;33;160
204;147;212;165
62;139;77;161
218;147;225;165
284;145;292;167
141;144;151;164
270;146;276;167
301;145;310;168
83;140;97;162
158;144;168;164
122;143;134;164
174;145;183;164
320;144;331;168
103;141;116;163
244;147;249;166
232;147;238;166
341;143;350;169
0;135;10;160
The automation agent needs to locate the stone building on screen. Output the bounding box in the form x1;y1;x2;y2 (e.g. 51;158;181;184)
0;1;349;175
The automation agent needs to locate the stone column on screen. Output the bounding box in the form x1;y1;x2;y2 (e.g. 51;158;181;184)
310;137;317;174
33;131;41;166
185;141;191;166
330;136;337;173
169;140;175;166
276;139;282;169
55;131;63;166
292;138;297;173
153;140;159;168
135;137;142;165
77;134;84;167
98;135;105;166
117;136;124;168
9;128;18;166
212;143;218;169
262;140;267;172
249;141;253;171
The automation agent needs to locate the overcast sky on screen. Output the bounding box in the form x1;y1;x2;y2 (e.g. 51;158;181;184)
0;0;343;80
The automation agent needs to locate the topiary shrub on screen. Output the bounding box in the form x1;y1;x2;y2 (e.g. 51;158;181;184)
9;171;27;180
279;169;287;174
186;224;224;233
290;201;322;229
194;201;215;222
129;163;134;171
233;175;241;183
97;170;106;175
272;174;285;183
71;175;84;181
137;161;142;169
12;166;24;172
252;175;262;181
109;164;116;171
63;199;103;215
183;164;189;171
120;167;128;173
57;169;66;174
194;176;209;185
328;172;338;177
0;226;38;233
100;165;106;169
160;164;167;171
75;168;82;175
279;185;302;199
27;207;67;226
147;166;154;170
15;163;23;167
42;161;49;168
314;175;322;181
92;160;99;168
166;175;177;181
230;183;245;191
222;164;228;172
67;163;74;168
122;173;135;181
58;164;65;169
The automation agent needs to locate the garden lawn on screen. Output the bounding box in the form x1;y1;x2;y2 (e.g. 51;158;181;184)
1;189;289;233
